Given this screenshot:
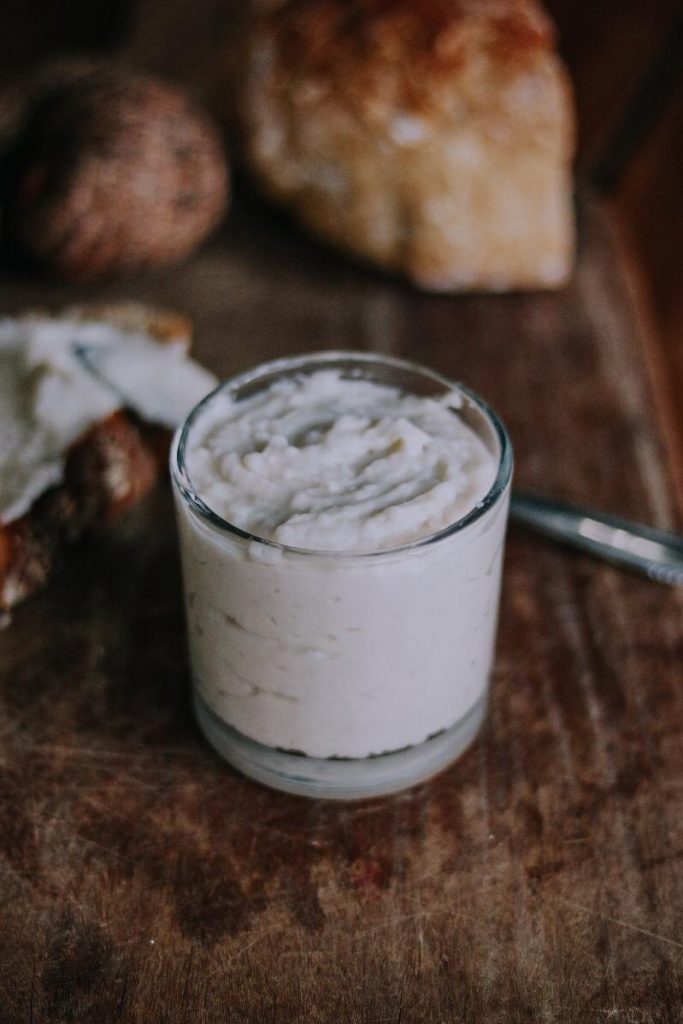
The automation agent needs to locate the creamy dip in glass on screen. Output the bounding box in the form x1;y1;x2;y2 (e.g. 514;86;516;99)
171;352;512;798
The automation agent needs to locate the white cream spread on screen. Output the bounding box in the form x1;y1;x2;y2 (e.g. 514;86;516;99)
184;370;496;552
174;359;511;761
0;318;217;525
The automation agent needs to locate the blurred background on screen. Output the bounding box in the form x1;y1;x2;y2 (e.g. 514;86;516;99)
1;0;681;433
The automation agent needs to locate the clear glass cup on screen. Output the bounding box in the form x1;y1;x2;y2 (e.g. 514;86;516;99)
171;352;512;799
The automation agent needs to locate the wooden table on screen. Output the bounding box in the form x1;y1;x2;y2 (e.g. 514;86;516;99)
1;195;682;1022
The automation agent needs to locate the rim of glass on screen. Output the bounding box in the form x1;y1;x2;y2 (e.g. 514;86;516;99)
171;351;513;559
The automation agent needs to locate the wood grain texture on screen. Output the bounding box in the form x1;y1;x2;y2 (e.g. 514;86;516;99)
0;197;682;1022
611;86;683;509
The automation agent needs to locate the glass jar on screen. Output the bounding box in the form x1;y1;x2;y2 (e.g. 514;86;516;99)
171;352;512;799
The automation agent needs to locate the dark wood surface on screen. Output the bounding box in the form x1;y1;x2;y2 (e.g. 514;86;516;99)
1;196;682;1021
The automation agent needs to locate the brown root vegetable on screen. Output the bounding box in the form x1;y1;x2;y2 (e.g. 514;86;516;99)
1;60;229;281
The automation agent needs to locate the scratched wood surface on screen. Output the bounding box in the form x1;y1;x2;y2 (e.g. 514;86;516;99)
0;196;682;1022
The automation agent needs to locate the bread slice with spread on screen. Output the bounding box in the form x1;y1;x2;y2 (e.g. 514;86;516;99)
0;302;216;612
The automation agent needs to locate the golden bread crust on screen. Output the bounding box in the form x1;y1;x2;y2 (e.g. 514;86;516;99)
62;301;193;350
243;0;576;291
262;0;555;123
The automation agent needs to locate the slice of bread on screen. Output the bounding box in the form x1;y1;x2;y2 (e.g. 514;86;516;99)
0;302;192;612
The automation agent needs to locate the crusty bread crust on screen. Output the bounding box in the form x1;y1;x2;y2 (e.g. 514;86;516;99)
0;412;160;611
0;302;191;612
63;301;193;350
242;0;576;292
258;0;557;120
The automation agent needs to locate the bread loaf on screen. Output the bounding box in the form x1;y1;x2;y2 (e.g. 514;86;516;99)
241;0;576;292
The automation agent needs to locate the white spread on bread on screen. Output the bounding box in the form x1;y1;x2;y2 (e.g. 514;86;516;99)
0;318;217;525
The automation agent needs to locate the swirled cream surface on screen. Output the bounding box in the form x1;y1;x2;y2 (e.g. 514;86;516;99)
174;360;510;761
183;370;496;551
